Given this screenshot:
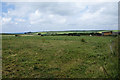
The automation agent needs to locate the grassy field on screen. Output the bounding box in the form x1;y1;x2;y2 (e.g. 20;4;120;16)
2;35;119;78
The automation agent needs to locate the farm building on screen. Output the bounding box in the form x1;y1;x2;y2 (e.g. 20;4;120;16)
102;31;112;36
112;32;120;35
112;32;118;35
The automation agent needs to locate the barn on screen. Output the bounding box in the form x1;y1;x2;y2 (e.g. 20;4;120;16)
102;31;112;36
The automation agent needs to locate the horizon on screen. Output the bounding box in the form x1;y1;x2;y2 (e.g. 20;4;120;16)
1;29;119;34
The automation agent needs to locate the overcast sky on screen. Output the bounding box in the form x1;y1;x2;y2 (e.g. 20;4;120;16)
0;2;118;33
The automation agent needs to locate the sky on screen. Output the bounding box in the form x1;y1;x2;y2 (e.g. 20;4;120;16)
0;1;118;33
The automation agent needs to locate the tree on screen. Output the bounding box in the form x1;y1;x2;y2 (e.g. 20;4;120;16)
38;33;41;35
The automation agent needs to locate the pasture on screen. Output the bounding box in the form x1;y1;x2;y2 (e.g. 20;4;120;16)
2;35;119;78
37;30;119;35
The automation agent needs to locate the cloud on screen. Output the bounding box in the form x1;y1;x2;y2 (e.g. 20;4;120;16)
1;2;118;33
2;17;12;24
2;0;120;2
29;9;43;24
14;18;25;22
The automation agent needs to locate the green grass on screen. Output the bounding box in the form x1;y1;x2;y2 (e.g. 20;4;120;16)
2;36;119;78
38;31;96;35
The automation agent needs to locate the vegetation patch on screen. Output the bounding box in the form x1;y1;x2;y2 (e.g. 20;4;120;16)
2;35;119;78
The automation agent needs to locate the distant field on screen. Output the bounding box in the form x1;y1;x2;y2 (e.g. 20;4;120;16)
37;30;119;35
38;31;95;35
2;36;119;78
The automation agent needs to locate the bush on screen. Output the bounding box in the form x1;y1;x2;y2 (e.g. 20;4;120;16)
81;38;85;42
38;33;41;35
15;34;20;37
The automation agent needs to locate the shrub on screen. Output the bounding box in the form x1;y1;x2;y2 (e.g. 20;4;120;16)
81;38;85;42
15;34;20;37
38;33;41;35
